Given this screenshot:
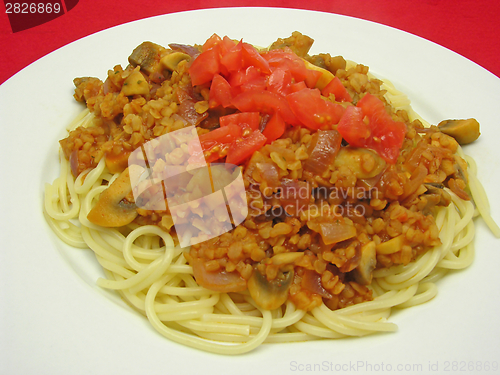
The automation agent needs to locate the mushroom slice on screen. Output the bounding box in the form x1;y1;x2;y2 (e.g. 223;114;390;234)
353;241;377;285
424;183;452;206
87;168;138;227
161;52;191;72
128;42;166;75
247;267;294;310
121;70;150;96
437;118;480;145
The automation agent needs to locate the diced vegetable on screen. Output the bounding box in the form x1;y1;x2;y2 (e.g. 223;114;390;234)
337;93;406;164
262;112;286;143
303;130;342;174
437;118;480;145
286;88;345;129
226;130;267;165
247;268;294;310
321;76;352;102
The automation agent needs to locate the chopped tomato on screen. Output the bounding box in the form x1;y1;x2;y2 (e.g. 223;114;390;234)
220;41;244;73
189;46;221;86
220;112;260;131
226;130;267;165
289;81;307;93
209;74;233;108
229;66;267;92
337;106;370;147
286;88;345;129
231;89;300;125
337;93;406;163
267;68;292;96
198;124;242;162
202;33;223;52
241;43;271;74
305;69;322;89
262;49;309;83
356;92;386;117
322;76;352;102
262;112;286;143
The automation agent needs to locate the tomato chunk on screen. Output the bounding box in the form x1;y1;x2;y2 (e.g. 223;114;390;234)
226;130;267;165
202;33;223;52
262;112;286;143
231;89;299;125
189;46;221;86
337;106;370;147
209;74;233;108
267;68;292;96
220;112;260;131
337;93;406;163
241;43;271;74
198;124;242;162
322;76;352;102
286;88;345;129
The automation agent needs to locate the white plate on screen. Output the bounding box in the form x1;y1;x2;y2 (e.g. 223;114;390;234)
1;7;500;375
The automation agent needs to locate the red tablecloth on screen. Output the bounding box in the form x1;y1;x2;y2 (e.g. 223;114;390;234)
1;0;499;85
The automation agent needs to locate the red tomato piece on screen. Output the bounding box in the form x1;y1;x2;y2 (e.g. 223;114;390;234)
231;89;300;125
202;33;223;52
289;81;307;93
198;124;243;162
262;112;286;143
305;69;322;89
358;93;406;163
321;76;352;102
286;88;345;129
220;41;243;73
226;130;267;165
209;74;233;108
220;112;260;131
356;92;386;117
267;68;292;96
189;46;221;86
262;49;309;83
242;43;271;74
337;93;406;163
337;106;370;147
221;36;238;53
229;66;267;92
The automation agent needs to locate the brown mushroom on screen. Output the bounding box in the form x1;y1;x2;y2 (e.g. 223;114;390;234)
160;52;191;72
87;168;138;227
438;118;480;145
247;267;294;310
353;241;377;285
128;41;166;75
121;70;150;96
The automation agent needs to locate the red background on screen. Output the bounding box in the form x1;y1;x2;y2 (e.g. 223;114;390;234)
1;0;499;85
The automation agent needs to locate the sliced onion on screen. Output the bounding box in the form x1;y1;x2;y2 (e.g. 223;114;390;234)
168;43;200;59
301;270;332;299
307;218;356;245
303;130;342;175
256;162;281;188
190;258;247;293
